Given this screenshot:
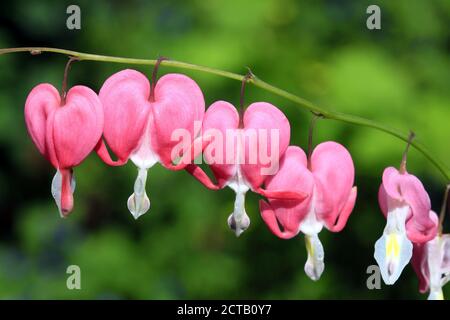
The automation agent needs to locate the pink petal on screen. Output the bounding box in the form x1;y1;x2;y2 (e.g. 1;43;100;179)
52;86;103;168
381;167;404;201
60;168;74;216
185;164;220;190
201;101;239;188
150;74;205;169
99;69;151;164
378;184;388;218
402;174;437;243
257;188;307;201
95;138;128;166
406;210;438;243
45;111;58;168
24;83;60;167
326;186;357;232
311;142;356;230
259;200;300;239
264;146;309;190
260;146;314;238
411;243;430;293
240;102;290;189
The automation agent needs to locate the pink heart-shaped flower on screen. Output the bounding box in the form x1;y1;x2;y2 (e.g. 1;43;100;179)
96;69;205;219
259;142;357;280
25;83;103;216
374;166;439;285
186;100;302;236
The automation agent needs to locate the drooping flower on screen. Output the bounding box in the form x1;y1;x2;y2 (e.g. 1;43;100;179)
259;142;357;280
374;135;438;285
95;67;205;219
412;235;450;300
186;100;303;236
25;83;103;216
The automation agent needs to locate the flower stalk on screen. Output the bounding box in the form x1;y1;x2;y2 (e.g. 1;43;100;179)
60;56;79;105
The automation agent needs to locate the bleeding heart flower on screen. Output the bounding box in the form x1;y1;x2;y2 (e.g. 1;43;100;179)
412;234;450;300
186;100;303;236
96;68;205;219
25;83;103;216
375;167;438;285
260;143;357;281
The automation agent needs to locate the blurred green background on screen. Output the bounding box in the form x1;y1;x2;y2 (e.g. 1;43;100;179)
0;0;449;299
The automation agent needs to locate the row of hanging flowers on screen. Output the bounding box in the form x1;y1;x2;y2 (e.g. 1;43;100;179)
10;50;449;299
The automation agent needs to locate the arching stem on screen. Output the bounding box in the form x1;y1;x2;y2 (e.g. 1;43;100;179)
0;47;449;182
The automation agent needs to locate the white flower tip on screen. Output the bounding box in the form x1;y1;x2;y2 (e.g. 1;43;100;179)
227;213;250;237
428;289;444;300
127;192;150;220
227;189;250;237
374;232;412;285
304;234;325;281
127;168;150;220
305;263;324;281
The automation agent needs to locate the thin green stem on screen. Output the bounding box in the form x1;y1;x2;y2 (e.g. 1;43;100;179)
438;184;450;236
1;47;449;182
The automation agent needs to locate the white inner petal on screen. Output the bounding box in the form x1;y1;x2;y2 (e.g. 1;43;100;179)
130;121;159;170
127;121;158;219
296;187;325;281
227;166;251;237
299;189;323;236
51;169;75;217
439;235;450;287
427;237;443;294
226;130;251;237
304;233;325;281
127;168;150;220
374;205;412;285
424;235;450;299
428;288;444;300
